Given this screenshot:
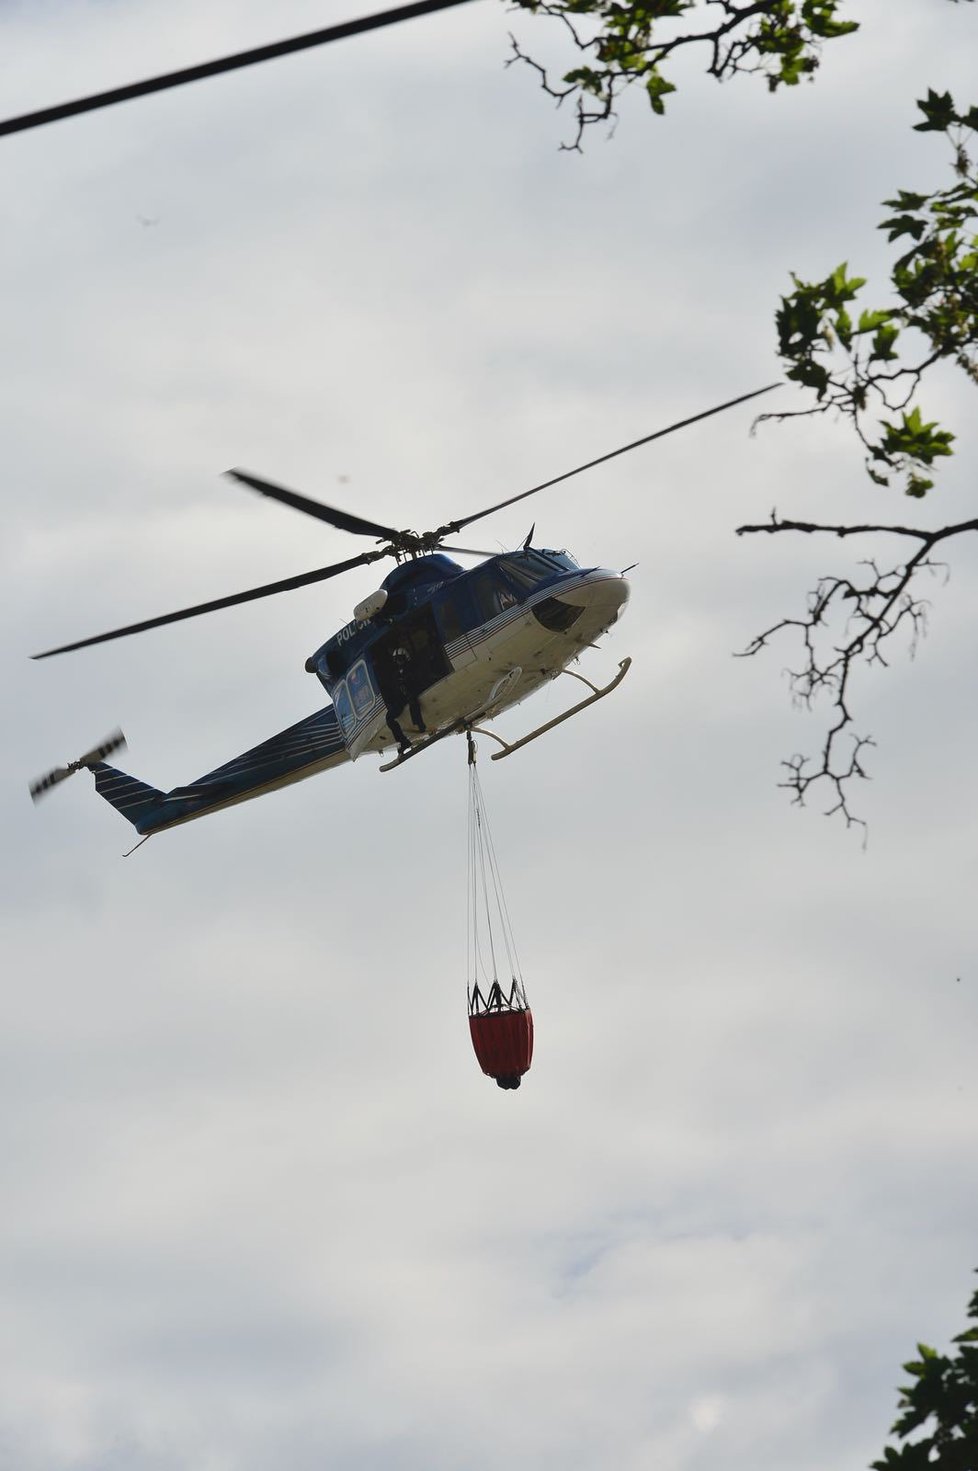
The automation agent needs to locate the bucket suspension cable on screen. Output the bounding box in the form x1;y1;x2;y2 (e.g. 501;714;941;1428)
464;731;533;1090
466;732;526;1014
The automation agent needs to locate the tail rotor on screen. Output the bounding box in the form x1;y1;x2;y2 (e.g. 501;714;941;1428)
29;729;127;803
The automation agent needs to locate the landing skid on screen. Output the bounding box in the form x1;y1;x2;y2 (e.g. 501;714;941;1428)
378;657;631;772
378;721;459;771
472;657;631;760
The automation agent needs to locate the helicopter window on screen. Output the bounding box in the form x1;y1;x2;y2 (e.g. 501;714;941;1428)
435;597;463;644
471;569;518;621
499;552;561;593
347;660;377;717
334;681;355;734
539;549;578;570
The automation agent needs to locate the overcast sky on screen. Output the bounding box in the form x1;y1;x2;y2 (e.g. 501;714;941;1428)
2;2;977;1467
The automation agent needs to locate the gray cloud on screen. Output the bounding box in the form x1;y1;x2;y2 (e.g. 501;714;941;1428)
2;1;978;1467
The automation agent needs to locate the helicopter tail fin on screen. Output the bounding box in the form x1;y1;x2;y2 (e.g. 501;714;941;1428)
89;763;165;830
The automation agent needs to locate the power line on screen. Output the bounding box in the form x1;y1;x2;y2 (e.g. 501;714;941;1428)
0;0;480;139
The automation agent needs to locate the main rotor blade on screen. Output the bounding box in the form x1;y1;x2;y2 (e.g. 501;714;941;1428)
226;468;400;541
435;383;781;538
32;550;388;659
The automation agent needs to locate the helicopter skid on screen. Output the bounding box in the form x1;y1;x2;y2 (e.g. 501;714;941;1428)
376;675;519;771
377;721;461;771
472;657;631;760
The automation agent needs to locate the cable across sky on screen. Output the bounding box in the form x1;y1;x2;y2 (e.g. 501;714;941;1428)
0;0;480;139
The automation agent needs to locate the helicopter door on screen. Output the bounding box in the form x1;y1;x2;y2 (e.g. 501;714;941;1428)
340;657;389;761
370;608;451;743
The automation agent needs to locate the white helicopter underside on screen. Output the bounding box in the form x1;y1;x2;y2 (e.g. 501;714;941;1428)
358;567;630;758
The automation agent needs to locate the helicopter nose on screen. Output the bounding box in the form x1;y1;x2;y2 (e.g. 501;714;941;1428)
558;571;630;619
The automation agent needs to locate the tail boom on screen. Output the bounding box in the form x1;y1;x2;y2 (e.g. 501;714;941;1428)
91;704;349;836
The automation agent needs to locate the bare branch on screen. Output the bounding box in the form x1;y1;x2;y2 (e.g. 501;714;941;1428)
737;515;978;829
736;514;978;541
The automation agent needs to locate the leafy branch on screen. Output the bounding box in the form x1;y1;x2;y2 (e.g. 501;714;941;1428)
507;0;859;151
872;1273;978;1470
767;91;978;498
506;2;978;823
740;90;978;827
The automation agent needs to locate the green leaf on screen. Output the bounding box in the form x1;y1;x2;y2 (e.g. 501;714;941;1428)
879;214;928;244
828;261;867;302
869;323;899;362
645;69;676;114
785;360;831;398
882;190;930;212
913;89;958;133
857;309;892;333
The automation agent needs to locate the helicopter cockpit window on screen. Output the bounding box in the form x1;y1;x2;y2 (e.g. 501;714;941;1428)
499;551;564;593
539;549;578;571
471;569;519;622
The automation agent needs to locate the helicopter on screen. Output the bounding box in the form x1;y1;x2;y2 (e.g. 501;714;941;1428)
29;386;776;840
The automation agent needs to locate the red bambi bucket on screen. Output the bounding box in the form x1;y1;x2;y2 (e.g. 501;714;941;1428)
469;1001;534;1090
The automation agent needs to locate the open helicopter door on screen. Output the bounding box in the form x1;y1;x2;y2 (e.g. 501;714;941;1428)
332;608;453;760
368;610;452;753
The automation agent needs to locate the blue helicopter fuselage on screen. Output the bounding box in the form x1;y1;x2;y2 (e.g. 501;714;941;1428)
88;548;629;836
305;548;629;761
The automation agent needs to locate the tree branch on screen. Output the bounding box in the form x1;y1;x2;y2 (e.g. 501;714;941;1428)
736;514;978;541
737;515;976;830
507;0;859;149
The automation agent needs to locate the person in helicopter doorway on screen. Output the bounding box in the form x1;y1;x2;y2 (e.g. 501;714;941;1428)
385;642;426;755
